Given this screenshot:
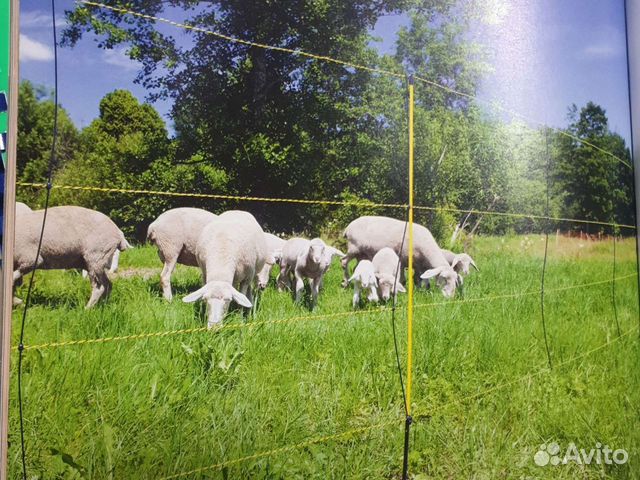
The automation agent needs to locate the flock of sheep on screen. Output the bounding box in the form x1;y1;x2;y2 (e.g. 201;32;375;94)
13;203;478;327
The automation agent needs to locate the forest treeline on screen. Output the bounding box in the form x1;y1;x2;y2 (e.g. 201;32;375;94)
16;0;635;242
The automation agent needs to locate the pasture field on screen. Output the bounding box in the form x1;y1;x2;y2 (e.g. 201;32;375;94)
8;235;640;479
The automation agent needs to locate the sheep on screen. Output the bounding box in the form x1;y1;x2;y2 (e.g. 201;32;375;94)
349;260;378;307
342;216;459;298
182;211;268;328
13;205;132;308
257;232;286;289
372;247;406;302
278;237;337;306
276;237;310;292
147;207;218;301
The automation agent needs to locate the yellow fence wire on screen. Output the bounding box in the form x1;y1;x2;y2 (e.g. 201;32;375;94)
18;182;637;230
158;324;637;479
14;273;636;352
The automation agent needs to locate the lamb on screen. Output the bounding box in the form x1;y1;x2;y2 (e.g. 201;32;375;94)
342;216;459;298
13;205;132;308
278;237;337;306
182;211;268;328
372;247;406;302
348;260;379;307
257;232;286;289
147;207;218;300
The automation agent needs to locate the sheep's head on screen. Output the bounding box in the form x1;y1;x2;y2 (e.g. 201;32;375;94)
420;265;458;298
350;268;377;290
308;238;326;265
451;253;478;276
183;281;252;328
377;274;406;302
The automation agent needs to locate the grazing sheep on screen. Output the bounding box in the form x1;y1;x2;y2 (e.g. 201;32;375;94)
343;216;459;298
278;237;336;306
349;260;379;307
257;232;286;289
372;247;406;302
147;207;217;301
182;212;268;328
14;206;132;308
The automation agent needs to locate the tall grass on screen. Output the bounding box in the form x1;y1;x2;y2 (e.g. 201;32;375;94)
8;235;640;479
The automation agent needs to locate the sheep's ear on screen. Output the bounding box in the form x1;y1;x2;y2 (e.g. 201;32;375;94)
231;288;253;308
183;284;210;303
348;273;358;283
450;255;465;273
420;266;444;280
331;247;346;258
470;258;479;271
395;282;406;293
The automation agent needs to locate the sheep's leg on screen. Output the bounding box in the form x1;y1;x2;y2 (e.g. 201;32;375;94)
294;271;305;304
311;276;322;308
12;256;43;307
352;281;361;308
86;271;108;308
160;257;178;301
341;254;353;288
276;264;290;292
368;285;379;303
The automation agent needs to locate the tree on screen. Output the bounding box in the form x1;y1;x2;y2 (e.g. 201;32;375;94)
52;90;227;238
552;102;634;230
17;81;78;184
62;0;490;232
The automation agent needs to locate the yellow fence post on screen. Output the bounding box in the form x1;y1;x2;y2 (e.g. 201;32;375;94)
401;74;415;480
406;77;414;416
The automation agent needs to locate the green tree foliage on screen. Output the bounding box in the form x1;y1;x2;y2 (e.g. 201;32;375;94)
552;102;634;230
52;89;229;237
12;2;630;242
16;81;78;205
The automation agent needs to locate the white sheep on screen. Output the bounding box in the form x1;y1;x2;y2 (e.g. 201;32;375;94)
278;237;337;306
372;247;406;302
256;232;285;289
147;207;218;301
13;205;132;308
342;216;458;298
182;211;268;328
349;260;379;307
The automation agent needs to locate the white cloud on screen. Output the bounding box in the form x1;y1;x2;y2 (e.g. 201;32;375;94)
103;47;140;71
580;26;623;60
21;10;66;29
581;43;621;60
19;34;54;62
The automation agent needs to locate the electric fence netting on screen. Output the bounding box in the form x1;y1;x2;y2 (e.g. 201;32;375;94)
9;1;640;479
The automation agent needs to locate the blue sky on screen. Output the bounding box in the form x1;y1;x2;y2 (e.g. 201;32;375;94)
19;0;632;142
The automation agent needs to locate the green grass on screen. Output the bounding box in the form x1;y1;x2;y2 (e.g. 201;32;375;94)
8;235;640;479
